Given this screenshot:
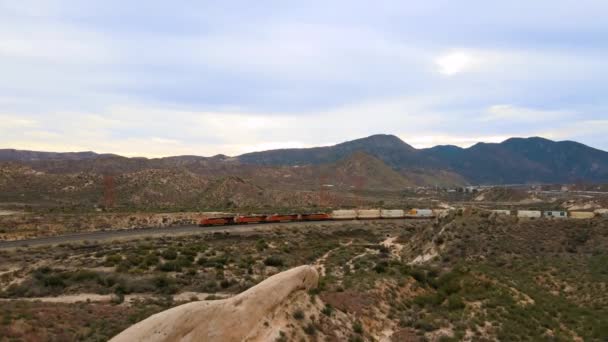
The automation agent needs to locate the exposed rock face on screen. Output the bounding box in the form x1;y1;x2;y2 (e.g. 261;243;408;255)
110;265;319;342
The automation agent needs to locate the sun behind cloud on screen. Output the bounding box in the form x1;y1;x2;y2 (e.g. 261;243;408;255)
435;51;476;76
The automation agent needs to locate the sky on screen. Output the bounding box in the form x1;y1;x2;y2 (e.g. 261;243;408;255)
1;0;607;157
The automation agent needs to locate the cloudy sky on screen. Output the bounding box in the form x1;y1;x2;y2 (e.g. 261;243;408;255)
1;1;607;157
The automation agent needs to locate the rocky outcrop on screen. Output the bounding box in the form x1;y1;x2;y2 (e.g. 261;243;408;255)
111;265;319;342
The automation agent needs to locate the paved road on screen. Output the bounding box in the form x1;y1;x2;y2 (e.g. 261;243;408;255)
0;220;375;249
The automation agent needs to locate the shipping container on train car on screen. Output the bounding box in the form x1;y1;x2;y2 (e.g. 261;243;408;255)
432;209;450;218
199;216;235;226
356;209;381;219
301;213;331;221
406;209;434;218
569;211;595;219
265;214;299;223
234;215;266;224
491;209;511;216
595;208;608;217
331;210;357;220
517;210;541;218
381;209;405;218
544;211;567;219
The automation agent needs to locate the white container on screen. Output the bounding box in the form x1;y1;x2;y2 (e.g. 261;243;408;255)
381;209;405;218
569;211;595;219
331;210;357;220
491;210;511;216
544;211;567;218
517;210;542;218
594;209;608;217
432;209;450;217
406;209;434;217
356;209;381;219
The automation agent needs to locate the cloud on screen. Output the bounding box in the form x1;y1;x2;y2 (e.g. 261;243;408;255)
481;105;574;123
0;1;607;154
0;115;38;129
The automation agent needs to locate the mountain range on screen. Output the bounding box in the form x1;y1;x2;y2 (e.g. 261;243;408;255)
2;135;607;185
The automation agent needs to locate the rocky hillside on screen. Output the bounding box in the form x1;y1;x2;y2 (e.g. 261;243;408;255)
3;134;607;186
241;135;608;184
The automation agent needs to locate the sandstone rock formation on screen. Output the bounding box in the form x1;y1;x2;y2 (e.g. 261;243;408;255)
111;265;319;342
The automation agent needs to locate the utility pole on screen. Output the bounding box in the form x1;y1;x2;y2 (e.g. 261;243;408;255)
103;174;116;209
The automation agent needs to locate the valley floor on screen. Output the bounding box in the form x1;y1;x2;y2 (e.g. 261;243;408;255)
0;213;607;341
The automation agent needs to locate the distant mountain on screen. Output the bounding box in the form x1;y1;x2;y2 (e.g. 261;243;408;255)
238;134;418;167
0;149;116;162
2;134;607;184
423;137;608;183
238;134;608;184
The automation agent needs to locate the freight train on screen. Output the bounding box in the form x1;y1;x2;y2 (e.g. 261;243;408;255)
199;208;437;226
199;208;602;227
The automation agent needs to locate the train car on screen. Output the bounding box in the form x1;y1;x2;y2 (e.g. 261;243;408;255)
331;210;357;220
517;210;541;218
300;213;331;221
356;209;381;219
405;209;434;218
569;211;595;219
265;214;299;223
491;209;511;216
381;209;405;218
199;216;235;226
595;209;608;217
234;215;267;224
544;211;567;219
432;209;450;218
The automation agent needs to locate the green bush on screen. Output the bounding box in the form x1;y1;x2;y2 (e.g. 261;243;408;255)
161;249;178;260
303;323;316;335
158;261;181;272
264;256;284;267
321;304;334;316
353;320;363;334
293;309;305;320
447;294;465;311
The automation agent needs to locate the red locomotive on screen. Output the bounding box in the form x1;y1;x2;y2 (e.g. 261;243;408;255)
199;216;235;226
265;214;299;223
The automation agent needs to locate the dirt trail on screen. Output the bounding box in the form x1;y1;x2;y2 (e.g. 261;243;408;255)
314;240;353;277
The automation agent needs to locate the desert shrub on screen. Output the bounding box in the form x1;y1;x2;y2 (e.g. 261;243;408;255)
414;318;438;332
293;309;305;320
104;254;122;266
70;270;100;282
256;239;268;251
153;275;176;294
303;323;316;335
374;261;388;273
353;320;363;334
447;294;465;311
413;293;443;307
202;280;218;292
143;253;159;267
175;255;193;268
161;249;178;260
321;304;334;316
157;261;181;272
219;279;232;289
264;256;284;267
